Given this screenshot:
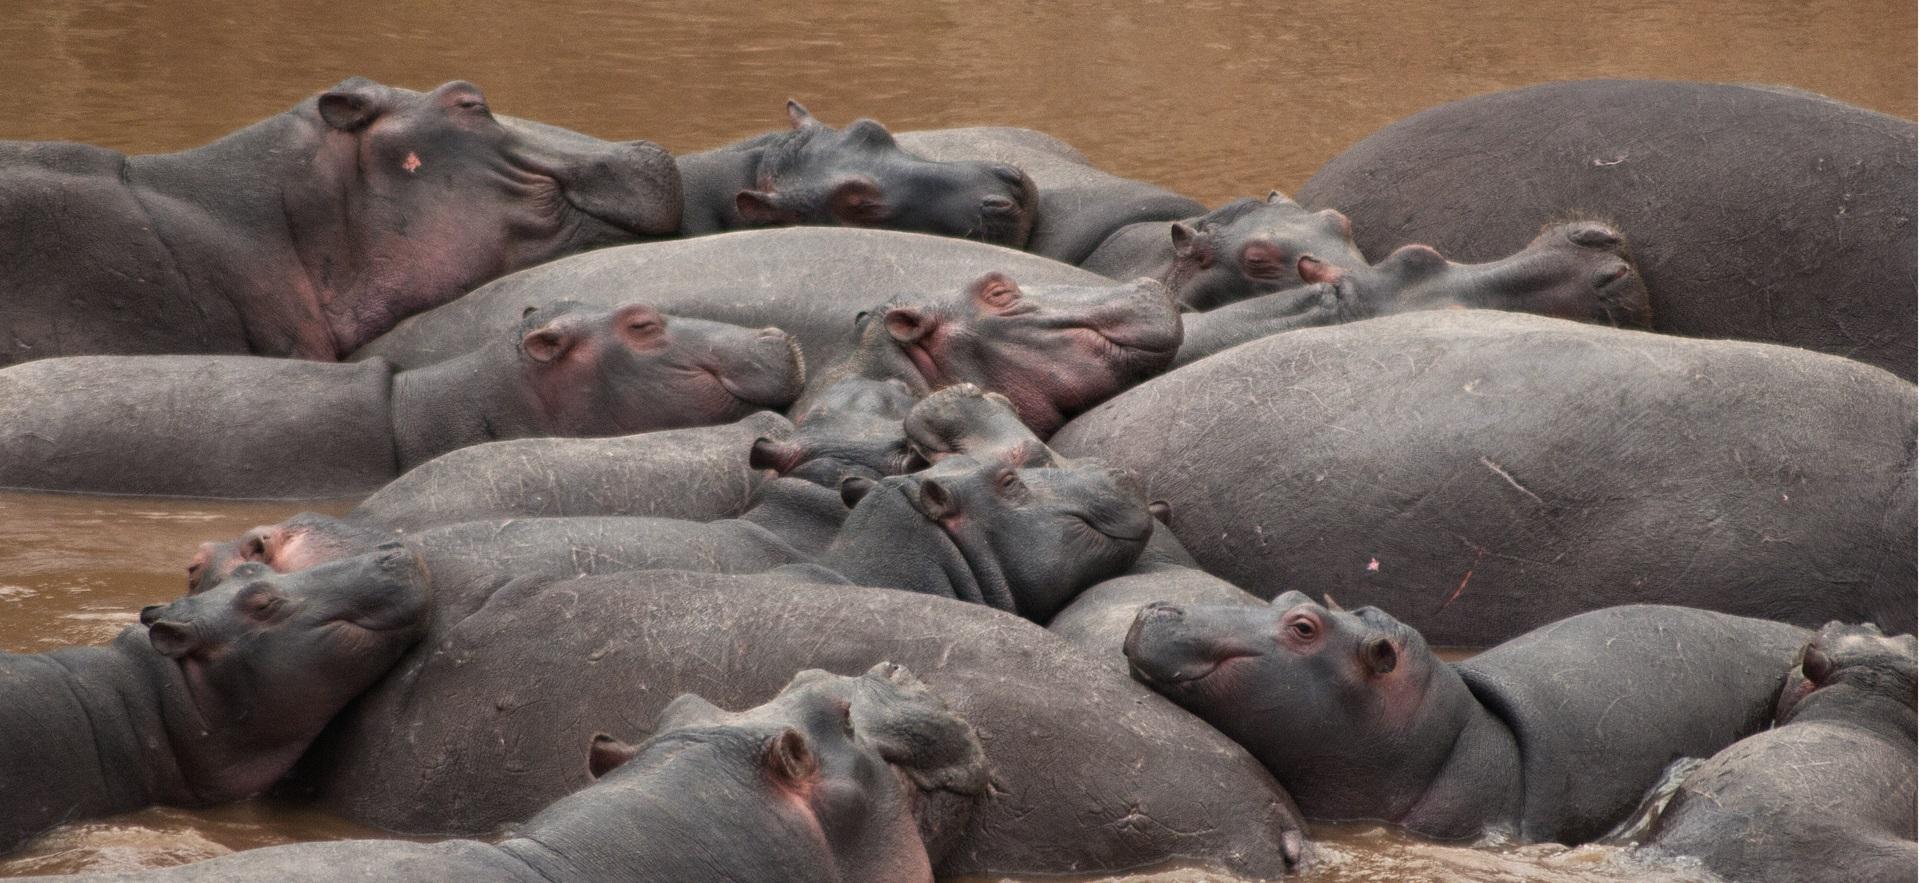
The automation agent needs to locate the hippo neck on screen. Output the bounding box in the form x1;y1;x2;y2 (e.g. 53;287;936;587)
1387;664;1528;839
674;148;764;235
1787;684;1918;745
816;491;1007;609
389;347;539;470
36;636;198;812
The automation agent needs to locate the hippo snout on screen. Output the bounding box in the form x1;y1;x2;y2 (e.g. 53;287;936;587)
1125;602;1183;654
1565;222;1625;251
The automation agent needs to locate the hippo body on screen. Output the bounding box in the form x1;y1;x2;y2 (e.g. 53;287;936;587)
0;551;427;855
1297;79;1919;379
296;571;1306;879
895;127;1207;265
43;667;991;883
1127;598;1807;846
1051;310;1917;645
352;228;1105;372
0;78;679;365
0;304;802;498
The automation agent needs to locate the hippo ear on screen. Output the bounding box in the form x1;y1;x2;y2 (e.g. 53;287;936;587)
840;476;876;508
147;620;201;659
317;81;385;132
883;306;932;344
1266;190;1297;206
735;190;795;226
587;734;641;779
1296;255;1345;285
519;324;577;364
750;437;804;474
1362;635;1399;675
1148;500;1173;526
764;728;819;790
786;99;821;130
1171;223;1214;269
918;478;957;521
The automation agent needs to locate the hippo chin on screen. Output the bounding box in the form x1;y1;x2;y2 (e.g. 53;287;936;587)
678;101;1038;248
1125;596;1808;845
0;549;429;855
0;301;804;498
0;77;681;364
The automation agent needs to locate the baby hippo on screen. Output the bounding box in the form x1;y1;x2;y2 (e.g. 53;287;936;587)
1;549;429;855
1124;596;1807;845
24;664;990;883
1627;623;1917;883
0;300;804;498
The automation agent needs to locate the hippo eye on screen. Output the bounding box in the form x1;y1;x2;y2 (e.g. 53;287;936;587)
997;469;1025;496
980;283;1019;308
457;98;490;114
1286;616;1317;641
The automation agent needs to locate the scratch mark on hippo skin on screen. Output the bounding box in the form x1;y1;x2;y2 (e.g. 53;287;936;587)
1479;456;1545;506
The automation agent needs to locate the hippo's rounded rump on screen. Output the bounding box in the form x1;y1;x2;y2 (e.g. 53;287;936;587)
1297;80;1919;379
353;228;1106;371
1050;311;1916;646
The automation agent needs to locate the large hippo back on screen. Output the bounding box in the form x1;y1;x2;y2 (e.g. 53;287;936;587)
1297;79;1919;379
353;228;1105;371
1050;311;1917;646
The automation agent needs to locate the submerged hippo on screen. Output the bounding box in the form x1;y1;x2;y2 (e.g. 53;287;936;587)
1053;310;1917;645
677;101;1038;248
1126;597;1808;845
1298;79;1919;379
1626;622;1918;883
0;549;428;855
0;302;803;498
295;571;1308;879
37;666;990;883
352;228;1104;371
0;77;680;364
1174;220;1650;366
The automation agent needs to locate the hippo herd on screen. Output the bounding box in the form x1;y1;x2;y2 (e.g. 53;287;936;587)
0;76;1914;882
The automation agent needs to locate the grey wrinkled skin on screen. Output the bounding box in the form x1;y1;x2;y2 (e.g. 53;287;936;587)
1298;79;1919;379
1128;598;1808;846
0;304;800;498
1048;563;1265;675
1052;310;1917;646
896;127;1207;266
294;572;1308;879
0;78;680;365
1628;622;1918;883
353;227;1103;372
33;666;990;883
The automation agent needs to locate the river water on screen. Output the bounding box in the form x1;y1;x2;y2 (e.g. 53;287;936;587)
0;0;1911;878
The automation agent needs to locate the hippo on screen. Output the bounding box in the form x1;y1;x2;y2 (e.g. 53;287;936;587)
0;301;803;498
1126;598;1809;845
294;571;1308;879
351;411;795;532
1051;310;1917;645
754;377;925;488
32;666;990;883
676;101;1037;249
1049;564;1265;675
1297;80;1919;379
352;228;1108;372
894;127;1208;266
1623;622;1918;883
1173;221;1651;367
0;549;428;855
1081;191;1370;310
789;271;1181;437
0;77;680;365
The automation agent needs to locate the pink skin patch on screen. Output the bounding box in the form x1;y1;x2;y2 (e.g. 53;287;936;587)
1366;557;1380;572
402;152;422;173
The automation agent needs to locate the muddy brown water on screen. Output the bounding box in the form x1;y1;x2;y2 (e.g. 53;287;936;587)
0;0;1911;879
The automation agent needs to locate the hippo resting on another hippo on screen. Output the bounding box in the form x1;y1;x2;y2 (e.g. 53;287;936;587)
1297;79;1919;379
0;550;428;855
0;301;803;498
293;572;1308;879
676;101;1039;248
1126;597;1808;845
1623;622;1918;883
0;77;680;365
1051;310;1917;645
33;666;990;883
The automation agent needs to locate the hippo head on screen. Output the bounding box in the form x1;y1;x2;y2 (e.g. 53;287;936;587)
902;383;1057;469
516;301;806;435
585;663;989;877
832;455;1153;620
187;513;387;594
1123;592;1467;820
292;77;682;356
752;377;923;487
875;272;1182;435
731;101;1039;248
1334;222;1651;327
1166;192;1368;310
1775;621;1919;727
139;546;430;801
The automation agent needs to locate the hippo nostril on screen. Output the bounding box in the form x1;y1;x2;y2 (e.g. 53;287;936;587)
990;163;1026;186
1567;225;1624;250
1592;261;1632;288
981;195;1018;214
1141;602;1184;621
758;327;788;340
